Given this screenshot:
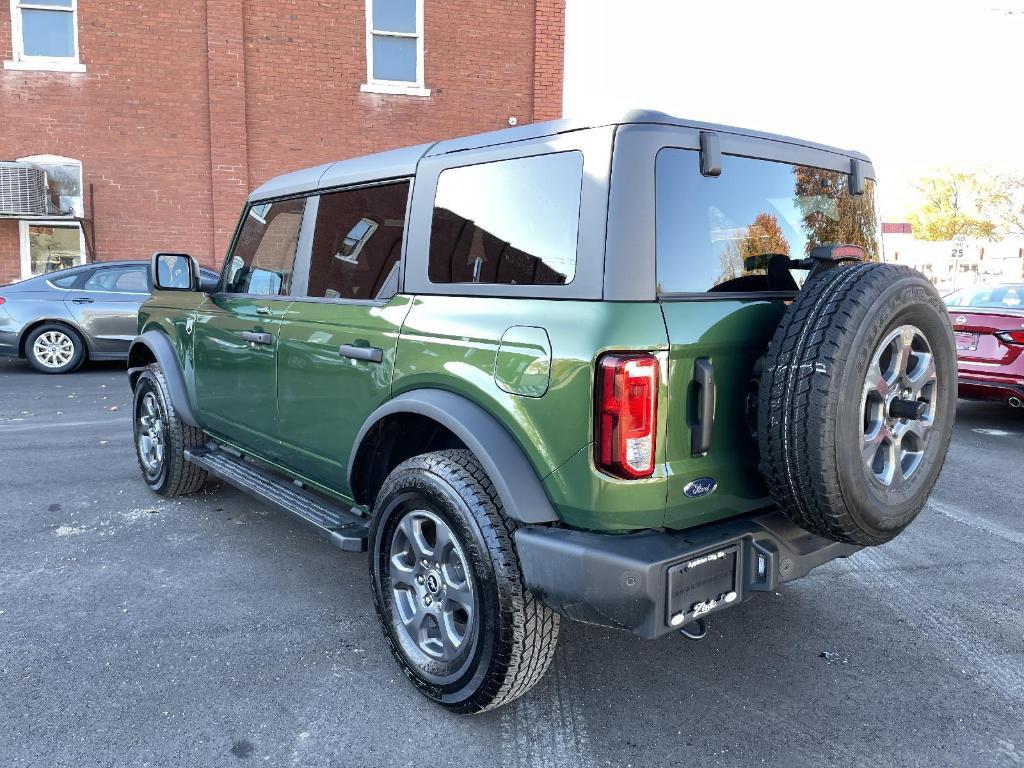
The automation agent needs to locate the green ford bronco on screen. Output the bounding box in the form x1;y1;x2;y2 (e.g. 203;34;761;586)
127;110;956;713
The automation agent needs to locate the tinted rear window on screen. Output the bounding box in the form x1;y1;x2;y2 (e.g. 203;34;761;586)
656;149;879;294
428;151;583;286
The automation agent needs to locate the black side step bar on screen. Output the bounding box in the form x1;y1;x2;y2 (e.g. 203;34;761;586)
184;445;368;553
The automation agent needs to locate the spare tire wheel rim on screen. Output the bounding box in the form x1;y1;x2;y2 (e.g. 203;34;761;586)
388;509;476;664
861;324;937;487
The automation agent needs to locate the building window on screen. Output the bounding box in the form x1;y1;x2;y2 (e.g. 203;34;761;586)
5;0;86;72
19;221;86;279
361;0;428;96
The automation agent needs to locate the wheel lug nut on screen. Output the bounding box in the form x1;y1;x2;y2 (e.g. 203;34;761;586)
424;596;432;606
416;575;425;585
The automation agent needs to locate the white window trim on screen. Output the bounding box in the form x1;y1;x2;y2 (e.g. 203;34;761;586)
19;219;86;280
361;0;429;96
4;0;86;73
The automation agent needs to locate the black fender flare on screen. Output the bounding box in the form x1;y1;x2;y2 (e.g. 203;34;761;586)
127;330;199;428
348;389;560;524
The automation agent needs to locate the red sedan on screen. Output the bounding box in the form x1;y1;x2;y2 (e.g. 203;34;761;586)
945;283;1024;407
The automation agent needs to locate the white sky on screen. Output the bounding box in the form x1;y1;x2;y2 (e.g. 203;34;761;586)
564;0;1024;219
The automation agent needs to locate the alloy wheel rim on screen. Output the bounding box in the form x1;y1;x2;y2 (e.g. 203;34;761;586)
388;509;475;663
136;391;166;475
861;324;938;487
32;331;74;368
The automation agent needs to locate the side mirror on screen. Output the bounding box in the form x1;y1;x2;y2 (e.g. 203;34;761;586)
151;252;201;292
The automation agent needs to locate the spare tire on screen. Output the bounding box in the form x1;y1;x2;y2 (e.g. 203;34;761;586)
757;263;956;546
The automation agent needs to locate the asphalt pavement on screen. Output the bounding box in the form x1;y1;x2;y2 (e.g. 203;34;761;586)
1;357;1022;768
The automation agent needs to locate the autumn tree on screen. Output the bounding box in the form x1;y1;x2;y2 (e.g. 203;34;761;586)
793;166;880;260
717;212;790;281
980;172;1024;238
907;169;998;241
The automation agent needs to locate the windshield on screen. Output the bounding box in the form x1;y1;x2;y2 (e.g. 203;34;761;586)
656;150;880;294
944;284;1024;310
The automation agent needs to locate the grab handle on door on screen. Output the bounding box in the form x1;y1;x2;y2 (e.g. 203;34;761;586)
691;357;715;456
338;344;383;363
240;331;273;346
71;297;94;304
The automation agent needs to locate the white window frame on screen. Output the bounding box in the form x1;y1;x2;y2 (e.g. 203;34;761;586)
19;219;86;280
4;0;86;73
360;0;429;96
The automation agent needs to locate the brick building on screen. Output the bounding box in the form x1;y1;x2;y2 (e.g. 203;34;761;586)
0;0;565;284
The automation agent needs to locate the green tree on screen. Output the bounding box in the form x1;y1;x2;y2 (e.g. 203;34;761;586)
907;170;999;241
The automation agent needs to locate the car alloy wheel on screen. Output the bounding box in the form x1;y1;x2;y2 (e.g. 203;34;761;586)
387;508;476;664
861;324;938;487
136;390;166;478
32;330;75;369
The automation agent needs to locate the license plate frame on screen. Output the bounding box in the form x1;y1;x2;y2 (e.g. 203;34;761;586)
666;544;740;626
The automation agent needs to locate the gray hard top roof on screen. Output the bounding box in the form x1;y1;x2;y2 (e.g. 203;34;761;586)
249;109;873;202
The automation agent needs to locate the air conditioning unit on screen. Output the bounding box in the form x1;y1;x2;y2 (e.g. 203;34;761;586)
0;162;49;216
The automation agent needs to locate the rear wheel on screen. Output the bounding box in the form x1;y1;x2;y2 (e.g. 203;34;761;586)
758;263;956;545
369;449;559;713
25;323;85;374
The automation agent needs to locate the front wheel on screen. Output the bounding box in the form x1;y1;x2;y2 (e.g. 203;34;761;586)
369;449;559;713
132;363;208;496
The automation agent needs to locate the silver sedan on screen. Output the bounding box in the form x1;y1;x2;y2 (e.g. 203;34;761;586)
0;260;217;374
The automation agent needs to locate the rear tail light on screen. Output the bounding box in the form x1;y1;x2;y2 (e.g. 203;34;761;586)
0;296;5;306
996;330;1024;345
595;353;659;479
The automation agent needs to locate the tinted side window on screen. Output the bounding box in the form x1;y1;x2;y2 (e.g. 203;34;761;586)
428;152;583;285
225;199;305;295
656;149;879;294
84;265;148;292
305;181;410;300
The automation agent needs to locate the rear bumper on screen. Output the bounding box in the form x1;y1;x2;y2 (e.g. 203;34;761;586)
957;374;1024;402
515;511;860;639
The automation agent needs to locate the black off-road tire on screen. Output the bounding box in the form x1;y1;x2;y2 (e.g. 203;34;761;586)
132;362;208;496
25;323;86;374
369;449;559;713
758;263;956;546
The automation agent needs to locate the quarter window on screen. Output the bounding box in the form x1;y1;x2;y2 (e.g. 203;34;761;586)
428;152;584;286
6;0;84;72
656;150;879;295
304;182;410;301
224;199;305;296
364;0;425;92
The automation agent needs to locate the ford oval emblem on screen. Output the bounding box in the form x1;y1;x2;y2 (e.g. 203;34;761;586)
684;477;717;498
955;315;966;326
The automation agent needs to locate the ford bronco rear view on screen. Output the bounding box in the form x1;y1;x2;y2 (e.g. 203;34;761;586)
127;110;956;713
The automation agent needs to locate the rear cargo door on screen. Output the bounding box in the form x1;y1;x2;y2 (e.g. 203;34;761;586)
654;147;880;530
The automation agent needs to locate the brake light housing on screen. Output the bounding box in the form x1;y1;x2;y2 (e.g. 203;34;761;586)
996;330;1024;345
595;352;659;479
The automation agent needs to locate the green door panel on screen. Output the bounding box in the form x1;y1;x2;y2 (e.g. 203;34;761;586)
393;296;669;486
494;326;552;398
659;299;786;530
193;295;292;458
275;295;413;490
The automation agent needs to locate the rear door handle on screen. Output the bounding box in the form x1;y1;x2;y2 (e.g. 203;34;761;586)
338;344;383;363
71;297;94;304
240;331;273;346
691;357;715;456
